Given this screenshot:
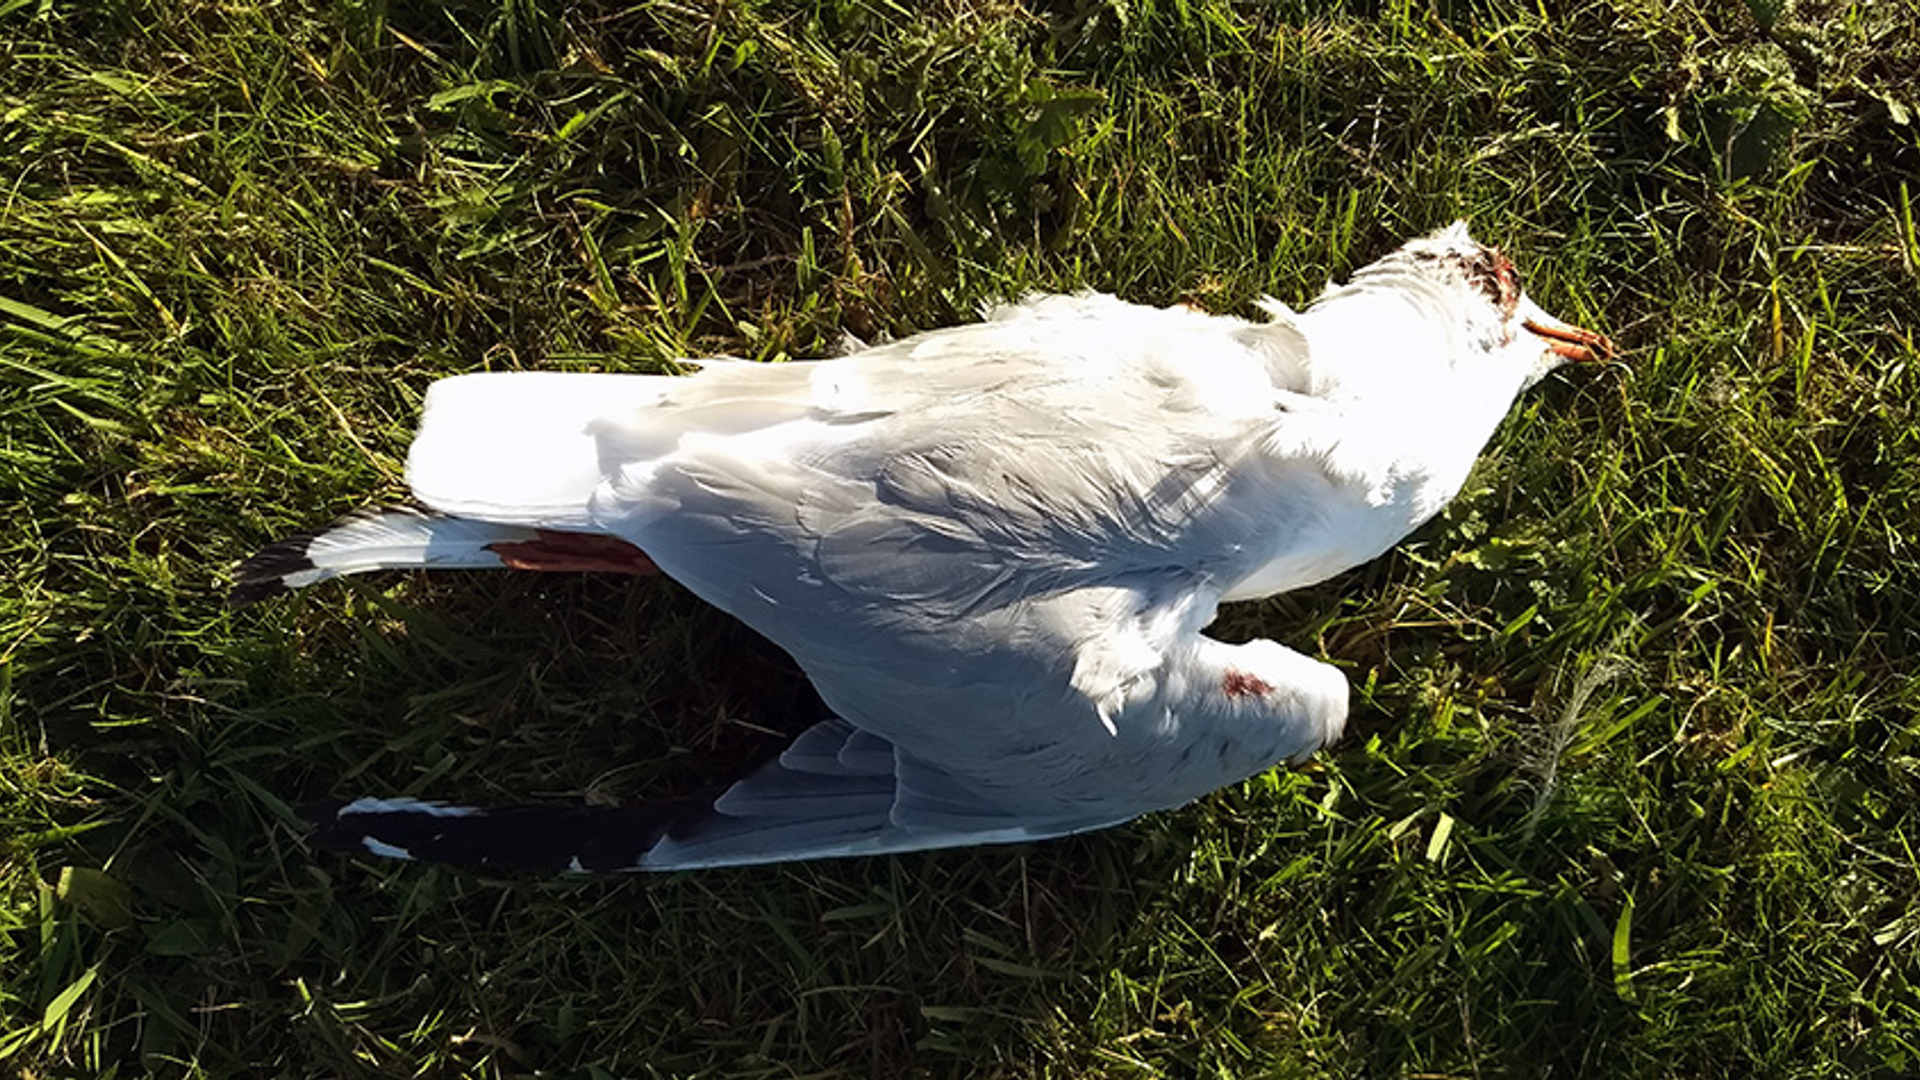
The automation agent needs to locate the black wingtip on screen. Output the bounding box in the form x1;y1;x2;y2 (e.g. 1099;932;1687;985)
228;520;332;607
228;505;437;607
229;542;316;607
227;579;292;608
303;796;714;874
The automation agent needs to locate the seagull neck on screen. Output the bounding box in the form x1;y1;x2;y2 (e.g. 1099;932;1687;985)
1293;291;1460;400
1300;277;1533;418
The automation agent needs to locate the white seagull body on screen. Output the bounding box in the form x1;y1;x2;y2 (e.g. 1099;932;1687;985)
234;221;1612;873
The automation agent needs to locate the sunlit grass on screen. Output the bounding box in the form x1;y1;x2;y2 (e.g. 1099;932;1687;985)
4;0;1918;1074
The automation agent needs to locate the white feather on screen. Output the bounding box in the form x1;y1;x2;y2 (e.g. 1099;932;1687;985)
406;371;675;525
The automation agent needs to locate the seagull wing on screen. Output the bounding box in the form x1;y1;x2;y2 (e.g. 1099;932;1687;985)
592;295;1334;623
312;602;1348;872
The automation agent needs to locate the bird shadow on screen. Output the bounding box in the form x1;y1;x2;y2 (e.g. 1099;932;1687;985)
70;560;1479;1075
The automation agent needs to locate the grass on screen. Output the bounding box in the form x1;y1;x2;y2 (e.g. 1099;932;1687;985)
3;0;1918;1074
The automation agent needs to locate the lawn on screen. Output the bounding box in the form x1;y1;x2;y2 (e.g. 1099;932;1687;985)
3;0;1918;1075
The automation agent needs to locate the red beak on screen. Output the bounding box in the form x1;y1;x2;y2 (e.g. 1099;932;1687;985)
1524;314;1615;364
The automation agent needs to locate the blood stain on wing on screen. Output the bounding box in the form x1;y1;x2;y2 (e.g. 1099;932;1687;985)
1222;669;1275;697
486;531;661;575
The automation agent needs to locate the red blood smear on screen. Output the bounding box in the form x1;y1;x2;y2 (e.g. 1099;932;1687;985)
486;531;660;575
1221;669;1274;698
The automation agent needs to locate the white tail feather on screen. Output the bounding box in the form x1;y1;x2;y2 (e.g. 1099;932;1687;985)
405;371;673;525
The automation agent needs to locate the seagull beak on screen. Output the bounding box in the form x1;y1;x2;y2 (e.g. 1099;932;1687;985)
1523;312;1615;364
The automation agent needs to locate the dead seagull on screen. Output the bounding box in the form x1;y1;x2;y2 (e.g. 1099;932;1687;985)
233;221;1614;873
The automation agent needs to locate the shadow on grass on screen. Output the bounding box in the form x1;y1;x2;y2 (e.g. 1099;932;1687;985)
25;549;1657;1076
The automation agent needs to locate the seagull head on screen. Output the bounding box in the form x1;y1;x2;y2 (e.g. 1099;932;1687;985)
1336;220;1615;393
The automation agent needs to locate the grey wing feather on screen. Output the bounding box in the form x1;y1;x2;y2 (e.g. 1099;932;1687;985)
641;719;1113;870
